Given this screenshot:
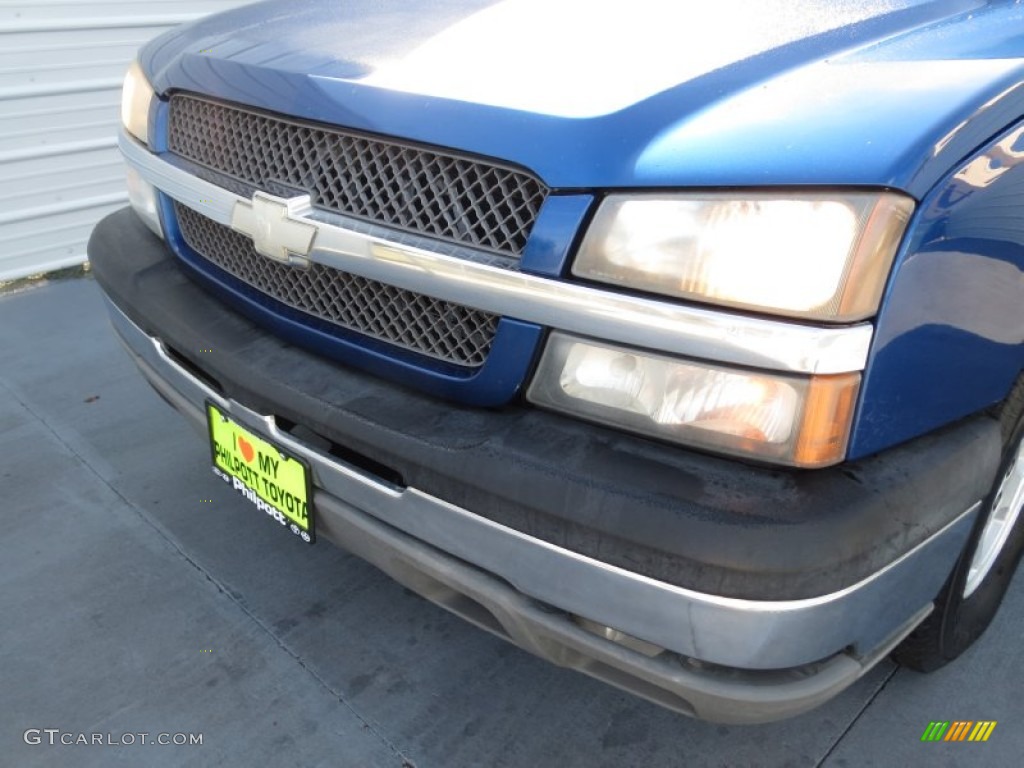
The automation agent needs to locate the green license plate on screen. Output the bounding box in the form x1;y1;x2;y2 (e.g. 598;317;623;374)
206;401;315;543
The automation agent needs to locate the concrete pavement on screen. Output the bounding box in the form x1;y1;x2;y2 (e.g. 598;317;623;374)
2;275;1020;767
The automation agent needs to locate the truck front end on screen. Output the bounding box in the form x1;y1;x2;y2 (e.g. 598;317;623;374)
90;0;1024;722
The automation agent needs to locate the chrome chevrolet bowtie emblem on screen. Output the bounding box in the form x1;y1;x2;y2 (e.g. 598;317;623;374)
230;192;318;268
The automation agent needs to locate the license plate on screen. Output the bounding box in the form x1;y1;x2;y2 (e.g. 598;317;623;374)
206;401;315;543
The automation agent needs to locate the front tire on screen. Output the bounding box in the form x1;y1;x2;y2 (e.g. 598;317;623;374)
893;378;1024;672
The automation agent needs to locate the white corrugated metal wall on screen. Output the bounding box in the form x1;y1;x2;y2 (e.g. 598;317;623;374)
0;0;255;281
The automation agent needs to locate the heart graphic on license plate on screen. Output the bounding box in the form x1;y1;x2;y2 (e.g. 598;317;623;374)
237;435;255;463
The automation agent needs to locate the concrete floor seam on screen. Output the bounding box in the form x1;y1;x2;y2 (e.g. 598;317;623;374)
120;441;418;767
2;365;415;767
813;665;900;768
134;465;417;766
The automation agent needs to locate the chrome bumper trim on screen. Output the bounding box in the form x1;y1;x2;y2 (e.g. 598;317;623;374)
120;130;873;375
104;296;978;670
308;488;930;724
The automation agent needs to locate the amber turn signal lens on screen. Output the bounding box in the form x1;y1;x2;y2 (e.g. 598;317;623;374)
792;373;861;468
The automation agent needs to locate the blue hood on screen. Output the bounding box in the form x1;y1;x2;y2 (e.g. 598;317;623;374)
142;0;1024;196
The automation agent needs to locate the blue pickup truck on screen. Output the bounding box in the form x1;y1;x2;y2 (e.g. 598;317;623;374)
89;0;1024;722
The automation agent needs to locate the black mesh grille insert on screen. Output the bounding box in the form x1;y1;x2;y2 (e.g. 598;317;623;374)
174;203;499;367
167;93;548;256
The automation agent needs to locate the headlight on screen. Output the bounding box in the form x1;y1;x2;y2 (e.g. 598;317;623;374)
121;61;154;145
527;333;860;467
573;191;914;322
120;62;161;236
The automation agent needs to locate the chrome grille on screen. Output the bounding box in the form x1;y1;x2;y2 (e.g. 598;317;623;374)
167;94;548;256
174;203;499;367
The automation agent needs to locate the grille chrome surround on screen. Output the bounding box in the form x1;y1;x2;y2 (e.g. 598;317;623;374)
175;202;499;367
167;93;548;256
121;129;876;378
